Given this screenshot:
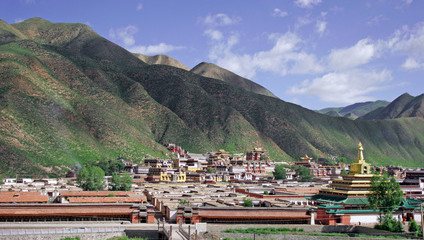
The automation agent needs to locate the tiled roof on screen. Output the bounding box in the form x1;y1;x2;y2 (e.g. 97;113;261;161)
68;197;145;203
0;196;48;203
0;205;134;216
0;192;43;196
60;191;134;197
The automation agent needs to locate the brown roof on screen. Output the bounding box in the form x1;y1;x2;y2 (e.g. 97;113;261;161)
60;191;134;197
68;197;145;203
198;209;309;219
0;196;48;203
285;189;319;194
0;192;43;196
0;205;134;217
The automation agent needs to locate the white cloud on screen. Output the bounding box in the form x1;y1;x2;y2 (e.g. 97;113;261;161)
367;15;386;26
316;20;327;36
401;57;423;70
327;39;376;70
289;69;392;104
207;31;323;79
294;0;322;8
128;43;185;55
204;29;223;41
272;8;288;18
203;13;241;26
14;18;24;23
109;25;184;55
402;0;413;5
109;25;137;46
136;3;143;11
391;24;424;57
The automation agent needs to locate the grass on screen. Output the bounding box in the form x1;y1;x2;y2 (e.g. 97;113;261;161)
223;228;410;239
224;227;304;234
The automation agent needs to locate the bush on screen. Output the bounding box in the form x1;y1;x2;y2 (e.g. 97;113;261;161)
243;198;253;207
375;213;403;233
409;219;419;233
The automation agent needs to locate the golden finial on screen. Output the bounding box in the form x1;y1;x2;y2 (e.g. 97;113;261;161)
357;142;364;162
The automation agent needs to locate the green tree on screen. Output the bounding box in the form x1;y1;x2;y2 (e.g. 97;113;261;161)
296;166;312;182
76;165;105;191
243;198;253;207
110;172;133;191
273;165;287;180
409;219;419;233
341;169;348;175
96;158;125;176
206;167;216;173
368;174;403;228
368;175;403;215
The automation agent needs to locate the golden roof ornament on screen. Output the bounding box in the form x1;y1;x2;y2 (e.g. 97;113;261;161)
357;142;364;163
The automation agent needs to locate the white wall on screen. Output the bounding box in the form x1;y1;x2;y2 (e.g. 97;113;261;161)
350;214;379;224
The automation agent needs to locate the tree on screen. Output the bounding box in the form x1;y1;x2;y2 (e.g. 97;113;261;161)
243;198;253;207
296;166;312;182
368;174;403;230
409;219;419;233
110;172;133;191
273;165;286;180
96;158;125;176
77;165;105;191
368;175;403;215
341;169;348;175
206;167;216;173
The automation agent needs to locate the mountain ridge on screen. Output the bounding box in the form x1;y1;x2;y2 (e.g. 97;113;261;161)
191;62;278;98
360;93;424;120
317;100;390;119
1;18;424;177
133;53;190;71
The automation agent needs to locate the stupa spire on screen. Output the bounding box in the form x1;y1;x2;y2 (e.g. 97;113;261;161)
357;142;364;163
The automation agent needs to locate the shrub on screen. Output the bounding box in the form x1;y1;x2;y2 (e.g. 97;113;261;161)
409;219;419;233
243;198;253;207
375;213;403;233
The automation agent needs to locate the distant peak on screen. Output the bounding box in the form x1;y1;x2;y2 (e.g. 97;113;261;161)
18;17;52;25
133;53;190;71
399;92;412;98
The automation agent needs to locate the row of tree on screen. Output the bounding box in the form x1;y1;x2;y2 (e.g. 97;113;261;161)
76;158;132;191
272;164;312;181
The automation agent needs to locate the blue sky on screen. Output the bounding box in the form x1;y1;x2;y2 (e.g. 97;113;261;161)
1;0;423;109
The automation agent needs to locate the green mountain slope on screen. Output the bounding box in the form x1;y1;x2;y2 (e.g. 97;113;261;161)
191;62;278;98
317;101;389;120
1;18;424;177
360;93;424;120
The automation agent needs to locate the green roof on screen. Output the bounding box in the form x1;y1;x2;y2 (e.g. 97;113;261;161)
308;194;368;205
307;194;346;203
318;204;344;209
342;198;368;205
400;198;423;209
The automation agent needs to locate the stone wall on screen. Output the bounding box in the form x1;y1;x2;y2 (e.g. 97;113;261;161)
0;232;124;240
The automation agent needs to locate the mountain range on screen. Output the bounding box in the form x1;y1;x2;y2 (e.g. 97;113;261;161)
317;101;390;119
360;93;424;120
1;18;424;177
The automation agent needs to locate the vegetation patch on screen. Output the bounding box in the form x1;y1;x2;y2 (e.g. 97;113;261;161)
224;227;304;234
